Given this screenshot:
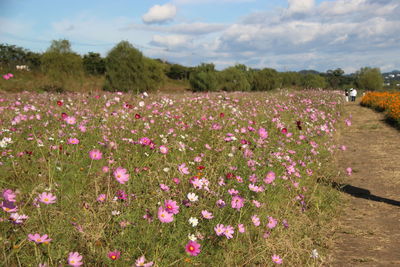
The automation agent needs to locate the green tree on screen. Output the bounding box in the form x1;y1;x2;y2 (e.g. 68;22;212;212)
280;71;302;88
355;67;383;91
251;68;281;91
301;73;327;89
104;41;163;93
326;68;345;89
218;65;251;91
41;39;84;90
166;64;190;80
83;52;105;75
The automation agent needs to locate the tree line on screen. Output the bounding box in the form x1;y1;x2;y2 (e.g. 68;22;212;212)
0;40;385;93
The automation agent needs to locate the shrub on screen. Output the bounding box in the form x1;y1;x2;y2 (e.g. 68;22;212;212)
218;66;251;92
189;71;218;92
251;68;281;91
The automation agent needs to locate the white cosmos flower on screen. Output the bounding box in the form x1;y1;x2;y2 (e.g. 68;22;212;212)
188;217;199;227
187;192;198;202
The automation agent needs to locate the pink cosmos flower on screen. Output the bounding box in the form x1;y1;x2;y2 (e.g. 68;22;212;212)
113;167;130;184
108;250;121;260
38;192;57;205
89;149;102;160
185;240;201;256
159;145;168;154
157;207;174;223
231;195;244;210
178;163;190;175
172;177;180;184
345;119;352;126
160;184;170;191
272;254;283;264
1;200;18;212
102;166;109;173
267;216;278;229
264;171;276;184
67;138;80;145
258;127;268;139
214;224;225;236
164;200;179;214
238;224;245;233
201;210;213;219
97;194;106;202
2;189;16;202
135;255;154;267
346;167;352;176
28;233;52;244
68;252;83;266
65;116;76;125
10;213;29;224
223;225;234;239
251;215;261;226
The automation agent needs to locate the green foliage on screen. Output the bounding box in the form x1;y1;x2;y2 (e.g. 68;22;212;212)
40;40;84;91
326;68;345;89
0;43;41;70
189;71;218;92
218;65;251;91
280;71;302;88
251;68;281;91
104;41;163;93
355;67;383;91
166;64;191;80
83;52;106;75
301;73;327;89
189;63;218;92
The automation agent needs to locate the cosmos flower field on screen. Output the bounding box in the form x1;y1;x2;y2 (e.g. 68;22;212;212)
0;90;345;266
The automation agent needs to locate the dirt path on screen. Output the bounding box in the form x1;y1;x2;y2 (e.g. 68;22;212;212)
330;101;400;266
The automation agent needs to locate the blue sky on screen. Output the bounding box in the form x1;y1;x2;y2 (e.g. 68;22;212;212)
1;0;399;73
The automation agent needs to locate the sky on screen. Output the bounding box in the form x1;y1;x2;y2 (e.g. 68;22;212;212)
1;0;399;73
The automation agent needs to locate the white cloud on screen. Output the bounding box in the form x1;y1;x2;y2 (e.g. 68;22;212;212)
125;22;227;35
150;34;192;49
287;0;315;14
142;3;177;24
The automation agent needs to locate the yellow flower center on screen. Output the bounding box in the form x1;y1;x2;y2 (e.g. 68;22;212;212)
111;255;116;259
44;198;49;202
37;239;42;242
189;246;194;251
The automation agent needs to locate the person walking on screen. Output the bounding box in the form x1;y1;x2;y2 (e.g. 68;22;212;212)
349;88;357;102
345;89;349;102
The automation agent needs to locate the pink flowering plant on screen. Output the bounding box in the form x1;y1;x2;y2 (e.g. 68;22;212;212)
0;90;345;265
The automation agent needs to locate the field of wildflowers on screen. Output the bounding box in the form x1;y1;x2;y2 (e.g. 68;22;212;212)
360;91;400;124
0;90;345;266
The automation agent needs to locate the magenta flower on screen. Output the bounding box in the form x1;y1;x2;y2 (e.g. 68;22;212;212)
2;189;16;202
67;138;80;145
160;183;170;191
346;167;352;176
68;252;83;266
113;167;130;184
1;200;18;212
38;192;57;205
214;224;225;236
201;210;213;219
272;254;283;264
223;225;235;239
164;199;179;214
157;207;174;223
231;195;244;210
107;250;121;260
178;163;190;175
264;171;276;184
267;216;278;229
28;233;52;244
185;240;201;256
89;149;102;160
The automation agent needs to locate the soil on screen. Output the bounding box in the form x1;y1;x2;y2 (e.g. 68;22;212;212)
329;100;400;266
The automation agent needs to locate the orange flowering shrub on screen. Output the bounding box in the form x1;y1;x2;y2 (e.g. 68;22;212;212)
361;92;400;122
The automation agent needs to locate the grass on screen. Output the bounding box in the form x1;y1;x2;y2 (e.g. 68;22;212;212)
0;89;344;266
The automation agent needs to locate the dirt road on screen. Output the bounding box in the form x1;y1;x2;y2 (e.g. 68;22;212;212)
330;101;400;266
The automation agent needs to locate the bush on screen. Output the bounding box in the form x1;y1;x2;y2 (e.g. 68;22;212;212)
83;52;105;75
356;67;383;91
251;68;281;91
218;66;251;91
301;73;327;89
104;41;163;93
189;71;218;92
